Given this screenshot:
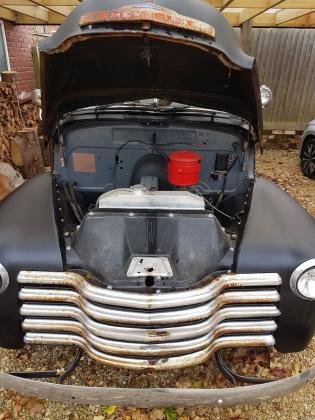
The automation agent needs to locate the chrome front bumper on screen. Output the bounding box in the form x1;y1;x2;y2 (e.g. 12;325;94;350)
18;271;281;370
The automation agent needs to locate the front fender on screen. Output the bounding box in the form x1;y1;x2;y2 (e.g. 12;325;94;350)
0;173;63;348
235;177;315;352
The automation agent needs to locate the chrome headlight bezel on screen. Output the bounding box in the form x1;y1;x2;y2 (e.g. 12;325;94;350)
0;262;9;295
290;259;315;301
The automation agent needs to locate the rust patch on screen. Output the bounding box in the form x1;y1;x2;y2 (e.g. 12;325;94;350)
72;152;96;173
148;330;169;338
79;6;216;39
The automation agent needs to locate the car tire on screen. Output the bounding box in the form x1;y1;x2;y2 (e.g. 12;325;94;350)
301;137;315;179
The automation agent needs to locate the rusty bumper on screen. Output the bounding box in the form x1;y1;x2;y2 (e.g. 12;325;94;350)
0;364;314;407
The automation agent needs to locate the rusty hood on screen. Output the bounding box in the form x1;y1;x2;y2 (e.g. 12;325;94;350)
39;0;262;136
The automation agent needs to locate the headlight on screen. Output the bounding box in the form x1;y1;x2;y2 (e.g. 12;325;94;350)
0;262;9;295
260;85;272;107
290;259;315;300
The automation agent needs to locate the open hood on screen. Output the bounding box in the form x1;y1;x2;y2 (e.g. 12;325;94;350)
39;0;262;136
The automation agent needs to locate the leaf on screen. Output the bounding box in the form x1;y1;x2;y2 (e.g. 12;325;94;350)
164;407;177;420
25;398;44;416
191;379;203;389
270;367;287;379
101;405;117;417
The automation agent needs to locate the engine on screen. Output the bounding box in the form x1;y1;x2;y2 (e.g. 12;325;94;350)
67;158;232;291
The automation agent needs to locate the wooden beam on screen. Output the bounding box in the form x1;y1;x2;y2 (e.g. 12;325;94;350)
275;8;314;25
252;13;276;26
238;1;286;24
0;0;78;4
43;5;73;16
0;0;33;5
2;5;48;21
221;11;240;25
38;0;78;4
278;11;315;27
0;5;16;21
223;9;315;27
0;4;67;23
220;0;235;12
15;14;46;23
26;1;73;17
217;0;315;8
226;0;269;7
279;0;315;8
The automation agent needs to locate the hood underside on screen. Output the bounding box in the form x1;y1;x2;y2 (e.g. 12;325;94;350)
39;0;262;136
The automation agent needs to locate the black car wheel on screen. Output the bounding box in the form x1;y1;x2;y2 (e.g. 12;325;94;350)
301;138;315;179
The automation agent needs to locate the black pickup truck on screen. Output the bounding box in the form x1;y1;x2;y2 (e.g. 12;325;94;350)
0;0;314;399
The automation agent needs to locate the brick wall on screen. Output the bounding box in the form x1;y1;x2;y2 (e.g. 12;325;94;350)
3;21;35;93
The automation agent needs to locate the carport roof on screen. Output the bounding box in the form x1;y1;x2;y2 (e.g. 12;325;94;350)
0;0;314;27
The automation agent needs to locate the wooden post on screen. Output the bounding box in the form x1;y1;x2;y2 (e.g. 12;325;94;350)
31;44;41;89
1;71;17;84
241;20;253;55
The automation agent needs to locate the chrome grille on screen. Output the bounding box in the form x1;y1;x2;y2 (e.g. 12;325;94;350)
18;271;281;370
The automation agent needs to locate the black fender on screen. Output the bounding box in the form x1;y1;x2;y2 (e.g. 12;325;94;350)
235;177;315;353
0;173;63;348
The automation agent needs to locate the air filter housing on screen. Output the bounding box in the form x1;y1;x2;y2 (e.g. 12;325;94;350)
167;150;202;187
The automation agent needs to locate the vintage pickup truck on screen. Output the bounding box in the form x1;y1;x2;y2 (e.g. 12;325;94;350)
0;0;314;407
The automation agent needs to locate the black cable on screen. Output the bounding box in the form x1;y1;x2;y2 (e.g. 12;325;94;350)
216;150;239;208
62;182;83;224
58;348;83;384
192;186;236;221
9;348;83;384
112;139;168;187
215;350;279;385
115;139;168;160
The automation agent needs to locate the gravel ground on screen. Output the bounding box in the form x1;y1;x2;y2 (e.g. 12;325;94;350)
0;148;314;420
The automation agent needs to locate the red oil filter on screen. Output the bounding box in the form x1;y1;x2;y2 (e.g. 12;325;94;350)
167;150;202;187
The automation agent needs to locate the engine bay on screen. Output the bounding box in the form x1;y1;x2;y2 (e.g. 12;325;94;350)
53;114;255;290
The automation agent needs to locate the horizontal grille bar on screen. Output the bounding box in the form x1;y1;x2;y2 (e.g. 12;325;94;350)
23;333;276;370
18;271;281;370
21;305;280;343
22;320;277;357
19;289;280;325
18;271;282;310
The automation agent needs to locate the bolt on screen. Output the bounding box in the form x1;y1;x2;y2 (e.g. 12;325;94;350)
230;247;235;252
129;212;135;217
66;246;71;251
218;399;223;404
169;213;174;218
88;212;94;216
